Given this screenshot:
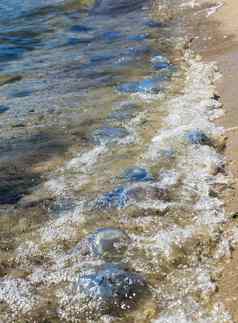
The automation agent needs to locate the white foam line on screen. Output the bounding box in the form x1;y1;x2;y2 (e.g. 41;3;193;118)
143;50;232;321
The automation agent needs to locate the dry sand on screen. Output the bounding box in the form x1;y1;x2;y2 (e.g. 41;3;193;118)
194;0;238;321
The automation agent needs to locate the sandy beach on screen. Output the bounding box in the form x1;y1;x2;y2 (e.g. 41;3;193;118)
195;0;238;320
214;2;238;321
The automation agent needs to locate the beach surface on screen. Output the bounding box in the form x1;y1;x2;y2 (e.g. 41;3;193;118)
199;0;238;321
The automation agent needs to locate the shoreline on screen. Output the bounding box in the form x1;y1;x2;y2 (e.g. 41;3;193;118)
0;1;237;321
212;2;238;321
189;0;238;321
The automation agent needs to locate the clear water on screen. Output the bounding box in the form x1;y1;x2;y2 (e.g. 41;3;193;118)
0;0;233;322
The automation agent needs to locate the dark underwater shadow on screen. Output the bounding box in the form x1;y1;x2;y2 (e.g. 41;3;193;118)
0;130;70;205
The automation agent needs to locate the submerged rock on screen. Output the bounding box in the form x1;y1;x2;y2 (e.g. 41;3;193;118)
120;167;153;182
96;184;168;209
118;76;166;94
0;105;9;113
185;130;211;145
72;263;147;317
151;55;170;70
92;127;129;144
96;186;128;208
80;227;130;259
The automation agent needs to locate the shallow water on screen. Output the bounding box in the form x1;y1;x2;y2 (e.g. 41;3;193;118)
0;0;233;322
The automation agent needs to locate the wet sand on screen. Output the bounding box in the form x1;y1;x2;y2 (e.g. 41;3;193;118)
212;2;238;321
191;0;238;321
